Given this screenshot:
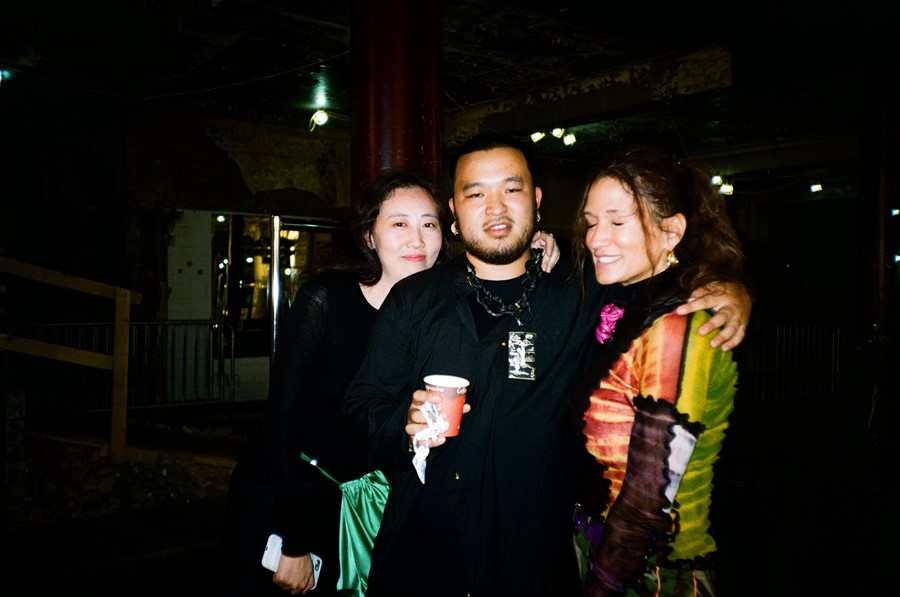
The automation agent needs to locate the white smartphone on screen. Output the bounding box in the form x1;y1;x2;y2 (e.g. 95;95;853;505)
261;533;322;590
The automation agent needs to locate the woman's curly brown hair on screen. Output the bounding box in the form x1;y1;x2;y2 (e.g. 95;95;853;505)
572;145;745;294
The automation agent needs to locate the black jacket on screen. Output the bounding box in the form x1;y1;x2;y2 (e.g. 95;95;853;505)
344;254;606;596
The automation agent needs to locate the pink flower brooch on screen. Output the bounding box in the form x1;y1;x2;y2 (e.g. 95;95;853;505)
595;303;625;344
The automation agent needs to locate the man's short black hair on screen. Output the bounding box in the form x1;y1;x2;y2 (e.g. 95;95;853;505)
449;132;536;191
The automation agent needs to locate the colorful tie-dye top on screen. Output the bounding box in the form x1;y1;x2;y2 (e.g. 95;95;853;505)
579;272;738;563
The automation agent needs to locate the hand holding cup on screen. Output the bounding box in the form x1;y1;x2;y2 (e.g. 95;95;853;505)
406;375;472;446
422;375;470;437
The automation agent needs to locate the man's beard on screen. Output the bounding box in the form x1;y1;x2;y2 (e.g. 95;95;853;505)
463;220;536;265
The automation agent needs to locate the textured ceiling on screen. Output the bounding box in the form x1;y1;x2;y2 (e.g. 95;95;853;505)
0;0;890;186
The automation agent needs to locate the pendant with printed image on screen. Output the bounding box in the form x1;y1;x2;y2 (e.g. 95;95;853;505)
508;331;536;380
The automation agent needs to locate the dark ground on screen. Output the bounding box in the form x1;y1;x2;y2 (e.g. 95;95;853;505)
3;403;251;596
6;500;227;594
3;400;891;596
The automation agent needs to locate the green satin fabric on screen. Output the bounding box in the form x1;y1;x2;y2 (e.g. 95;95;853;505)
300;454;390;597
335;469;390;596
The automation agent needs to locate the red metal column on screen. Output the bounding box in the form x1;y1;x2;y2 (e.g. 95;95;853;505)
350;0;442;202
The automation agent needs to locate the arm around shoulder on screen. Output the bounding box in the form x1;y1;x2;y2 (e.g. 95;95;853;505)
676;281;752;352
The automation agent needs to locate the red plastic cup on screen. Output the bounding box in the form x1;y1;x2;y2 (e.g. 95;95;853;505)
423;374;470;437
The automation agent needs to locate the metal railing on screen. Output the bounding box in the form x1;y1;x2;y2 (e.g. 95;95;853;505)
736;321;845;405
6;320;235;411
9;318;849;411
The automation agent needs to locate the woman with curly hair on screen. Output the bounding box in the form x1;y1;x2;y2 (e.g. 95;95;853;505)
571;146;746;596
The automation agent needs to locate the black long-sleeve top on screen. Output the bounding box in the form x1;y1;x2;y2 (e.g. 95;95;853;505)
343;254;607;596
241;272;376;557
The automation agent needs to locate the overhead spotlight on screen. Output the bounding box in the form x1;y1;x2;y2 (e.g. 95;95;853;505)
530;132;546;142
809;182;823;193
551;128;565;138
892;209;899;217
563;131;576;146
309;109;329;131
710;175;723;186
718;183;734;196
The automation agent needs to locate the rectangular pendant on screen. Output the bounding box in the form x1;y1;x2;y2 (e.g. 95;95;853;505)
508;331;536;380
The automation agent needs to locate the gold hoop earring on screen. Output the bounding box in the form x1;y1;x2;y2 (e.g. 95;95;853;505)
666;250;679;267
451;221;459;236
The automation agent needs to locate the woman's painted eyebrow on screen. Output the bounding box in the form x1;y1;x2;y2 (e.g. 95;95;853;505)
383;212;440;219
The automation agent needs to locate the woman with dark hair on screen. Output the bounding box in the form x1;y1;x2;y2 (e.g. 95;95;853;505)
571;146;746;596
220;168;559;596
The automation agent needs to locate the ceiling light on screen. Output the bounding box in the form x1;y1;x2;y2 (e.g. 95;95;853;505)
719;183;734;195
309;109;329;131
809;182;823;193
551;128;565;138
530;132;546;142
710;175;723;186
563;131;576;146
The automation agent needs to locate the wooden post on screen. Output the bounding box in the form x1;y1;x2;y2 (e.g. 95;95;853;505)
109;287;131;463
